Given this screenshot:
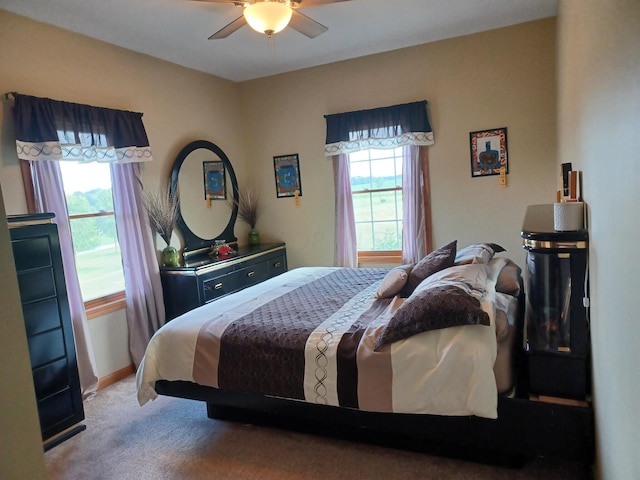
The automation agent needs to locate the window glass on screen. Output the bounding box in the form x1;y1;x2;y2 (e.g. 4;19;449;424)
59;161;125;301
349;147;403;251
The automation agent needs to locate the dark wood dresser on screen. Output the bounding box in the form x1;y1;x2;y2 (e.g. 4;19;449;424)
160;243;287;320
8;213;85;450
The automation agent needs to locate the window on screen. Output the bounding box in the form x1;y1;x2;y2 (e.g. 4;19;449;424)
350;147;403;261
59;161;126;316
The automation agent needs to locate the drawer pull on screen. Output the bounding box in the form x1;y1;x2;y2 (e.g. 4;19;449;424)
247;271;255;277
214;282;223;290
274;262;281;268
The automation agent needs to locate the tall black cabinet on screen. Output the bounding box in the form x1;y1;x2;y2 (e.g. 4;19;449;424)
521;204;590;400
8;213;85;450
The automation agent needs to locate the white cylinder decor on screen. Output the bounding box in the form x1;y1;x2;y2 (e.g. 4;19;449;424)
553;202;584;231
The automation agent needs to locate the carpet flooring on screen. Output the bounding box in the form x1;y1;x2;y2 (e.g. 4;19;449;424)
45;375;593;479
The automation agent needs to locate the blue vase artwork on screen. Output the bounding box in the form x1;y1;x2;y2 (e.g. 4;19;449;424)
477;140;500;171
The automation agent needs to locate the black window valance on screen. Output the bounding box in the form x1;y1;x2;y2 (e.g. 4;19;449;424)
12;93;153;163
324;100;434;156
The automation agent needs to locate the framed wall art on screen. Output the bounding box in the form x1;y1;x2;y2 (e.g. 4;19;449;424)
203;160;226;200
469;127;508;177
273;154;302;198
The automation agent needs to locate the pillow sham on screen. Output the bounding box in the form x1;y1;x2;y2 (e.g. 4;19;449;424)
494;292;519;341
415;263;488;300
374;284;490;350
495;259;522;297
454;243;505;265
375;264;414;299
402;240;457;296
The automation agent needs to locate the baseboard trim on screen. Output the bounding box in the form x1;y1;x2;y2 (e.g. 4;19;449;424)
98;364;135;390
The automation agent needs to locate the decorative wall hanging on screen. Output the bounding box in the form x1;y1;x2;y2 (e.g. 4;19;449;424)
469;127;508;177
273;154;302;198
203;161;226;200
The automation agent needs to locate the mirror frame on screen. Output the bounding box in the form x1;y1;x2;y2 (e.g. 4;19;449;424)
170;140;239;256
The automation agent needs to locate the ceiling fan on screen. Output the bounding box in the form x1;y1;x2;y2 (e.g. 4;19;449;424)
193;0;351;40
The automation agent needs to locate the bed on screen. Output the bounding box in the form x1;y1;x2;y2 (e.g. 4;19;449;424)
136;242;594;465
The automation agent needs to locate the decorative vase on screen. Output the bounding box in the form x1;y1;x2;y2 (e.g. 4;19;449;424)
248;228;260;246
161;245;180;267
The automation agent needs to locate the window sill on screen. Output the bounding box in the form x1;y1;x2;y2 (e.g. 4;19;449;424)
85;291;126;319
358;251;402;266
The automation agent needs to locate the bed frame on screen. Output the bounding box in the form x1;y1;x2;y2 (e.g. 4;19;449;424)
153;289;595;467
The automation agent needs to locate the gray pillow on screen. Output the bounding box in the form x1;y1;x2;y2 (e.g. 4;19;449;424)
374;284;490;350
402;240;457;296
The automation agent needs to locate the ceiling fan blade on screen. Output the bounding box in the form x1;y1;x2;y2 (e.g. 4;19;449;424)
288;10;328;38
208;15;247;39
192;1;245;4
292;0;352;6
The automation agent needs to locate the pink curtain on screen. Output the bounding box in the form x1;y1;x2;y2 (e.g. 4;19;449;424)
332;154;358;267
111;163;166;368
30;161;99;398
402;145;427;263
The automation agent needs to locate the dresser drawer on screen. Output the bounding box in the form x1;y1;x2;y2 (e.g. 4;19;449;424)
268;254;287;276
202;272;243;303
234;260;270;287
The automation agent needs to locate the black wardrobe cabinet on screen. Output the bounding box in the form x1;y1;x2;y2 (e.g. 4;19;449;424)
8;213;85;450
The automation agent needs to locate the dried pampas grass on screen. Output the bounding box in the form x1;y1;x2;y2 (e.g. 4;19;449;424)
144;185;179;245
233;187;260;229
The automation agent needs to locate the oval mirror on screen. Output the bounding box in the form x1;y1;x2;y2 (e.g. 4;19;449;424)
170;140;239;256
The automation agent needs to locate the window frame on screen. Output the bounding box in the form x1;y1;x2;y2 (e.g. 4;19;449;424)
349;148;404;265
20;161;126;318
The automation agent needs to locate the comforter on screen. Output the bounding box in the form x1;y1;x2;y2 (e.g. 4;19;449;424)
137;262;511;419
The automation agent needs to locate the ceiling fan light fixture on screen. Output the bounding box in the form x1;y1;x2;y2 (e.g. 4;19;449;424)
243;1;293;37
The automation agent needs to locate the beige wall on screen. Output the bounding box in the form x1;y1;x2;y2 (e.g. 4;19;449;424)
239;18;558;269
0;186;47;480
0;10;247;378
557;1;640;479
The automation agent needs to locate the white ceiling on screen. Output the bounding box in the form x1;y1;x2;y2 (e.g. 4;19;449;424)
0;0;558;83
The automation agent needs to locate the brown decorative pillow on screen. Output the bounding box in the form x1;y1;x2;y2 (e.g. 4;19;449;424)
402;240;457;296
374;284;490;350
454;243;505;265
375;264;414;299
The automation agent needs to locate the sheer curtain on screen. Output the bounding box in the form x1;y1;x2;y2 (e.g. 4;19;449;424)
30;161;99;398
332;154;358;267
111;163;166;367
12;93;162;380
324;101;435;265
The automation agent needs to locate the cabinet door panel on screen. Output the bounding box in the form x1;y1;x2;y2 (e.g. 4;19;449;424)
17;269;57;304
28;327;66;369
12;236;52;271
32;358;69;398
23;298;62;336
38;387;75;436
